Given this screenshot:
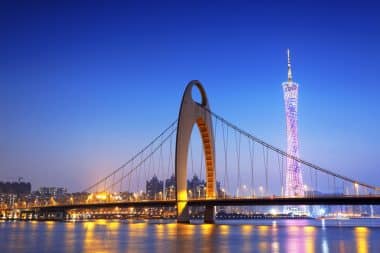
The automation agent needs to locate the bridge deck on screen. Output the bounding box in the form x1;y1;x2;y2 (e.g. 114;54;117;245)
188;196;380;206
8;195;380;212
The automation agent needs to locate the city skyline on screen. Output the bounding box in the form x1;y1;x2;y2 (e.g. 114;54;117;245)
1;1;380;191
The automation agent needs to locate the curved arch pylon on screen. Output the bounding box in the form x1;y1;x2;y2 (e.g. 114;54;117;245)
175;80;216;223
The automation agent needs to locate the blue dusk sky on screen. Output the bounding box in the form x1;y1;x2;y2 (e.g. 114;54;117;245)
1;1;380;191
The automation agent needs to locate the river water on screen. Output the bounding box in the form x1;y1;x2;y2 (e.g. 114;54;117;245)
1;219;380;253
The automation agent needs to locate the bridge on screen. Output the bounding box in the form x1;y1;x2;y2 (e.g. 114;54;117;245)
2;81;380;223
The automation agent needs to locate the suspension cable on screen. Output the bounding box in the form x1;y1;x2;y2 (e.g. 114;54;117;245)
234;131;241;197
263;146;269;195
248;139;255;196
199;106;379;191
106;128;177;192
82;119;177;192
222;121;230;195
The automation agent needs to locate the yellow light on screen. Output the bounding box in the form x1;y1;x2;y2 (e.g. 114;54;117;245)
355;227;368;232
258;225;269;236
83;221;95;230
95;219;107;225
241;225;253;235
155;224;165;239
86;193;94;202
95;193;107;201
108;221;120;230
304;226;316;233
355;227;369;253
200;224;213;236
219;225;230;235
180;224;195;236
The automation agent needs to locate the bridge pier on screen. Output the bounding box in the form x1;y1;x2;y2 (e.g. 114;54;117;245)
177;201;190;224
204;205;215;224
34;209;67;221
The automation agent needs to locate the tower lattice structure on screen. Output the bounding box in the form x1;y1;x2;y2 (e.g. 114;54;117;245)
282;49;304;198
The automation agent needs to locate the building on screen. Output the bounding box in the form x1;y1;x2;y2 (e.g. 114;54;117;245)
282;49;304;198
38;187;67;199
165;174;176;199
146;174;221;200
0;181;31;195
146;175;163;200
187;175;206;199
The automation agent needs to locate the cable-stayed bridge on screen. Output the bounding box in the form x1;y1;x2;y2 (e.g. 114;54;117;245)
3;81;380;223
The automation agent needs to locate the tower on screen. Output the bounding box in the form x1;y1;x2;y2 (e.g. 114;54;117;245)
282;49;304;198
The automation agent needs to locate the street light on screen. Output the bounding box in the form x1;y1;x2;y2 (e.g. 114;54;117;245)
259;186;264;197
169;187;173;200
221;188;226;199
354;183;359;195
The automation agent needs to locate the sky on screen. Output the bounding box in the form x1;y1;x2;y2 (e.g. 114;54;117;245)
1;1;380;192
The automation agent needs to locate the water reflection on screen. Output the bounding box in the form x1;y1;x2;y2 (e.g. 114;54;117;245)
83;221;96;253
271;223;279;253
219;224;230;236
322;239;329;253
286;225;303;253
241;224;252;235
258;225;269;236
304;226;316;253
355;227;369;253
200;223;214;236
0;220;379;253
239;225;253;252
44;221;55;251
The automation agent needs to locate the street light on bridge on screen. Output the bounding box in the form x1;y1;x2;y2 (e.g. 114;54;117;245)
354;182;359;196
221;188;226;199
259;186;264;197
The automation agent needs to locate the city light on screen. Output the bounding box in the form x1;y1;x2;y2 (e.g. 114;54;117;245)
1;3;379;252
270;208;278;216
95;193;108;201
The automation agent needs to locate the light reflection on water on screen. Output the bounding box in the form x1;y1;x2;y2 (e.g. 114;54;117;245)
0;219;380;253
355;227;369;253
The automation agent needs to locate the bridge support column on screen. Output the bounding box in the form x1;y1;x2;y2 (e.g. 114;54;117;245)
175;81;216;225
177;201;190;223
204;205;215;224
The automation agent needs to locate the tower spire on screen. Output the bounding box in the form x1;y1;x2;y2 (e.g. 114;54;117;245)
287;48;293;82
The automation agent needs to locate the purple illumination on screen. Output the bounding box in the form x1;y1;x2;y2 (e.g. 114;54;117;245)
283;49;304;197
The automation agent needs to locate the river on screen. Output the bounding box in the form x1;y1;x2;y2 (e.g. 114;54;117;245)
1;219;380;252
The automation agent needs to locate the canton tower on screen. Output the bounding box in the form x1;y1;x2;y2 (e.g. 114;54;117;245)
283;49;304;198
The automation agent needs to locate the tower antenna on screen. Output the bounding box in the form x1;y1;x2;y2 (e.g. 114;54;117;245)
287;48;293;82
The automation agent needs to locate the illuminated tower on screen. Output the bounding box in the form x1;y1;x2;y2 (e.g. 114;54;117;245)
283;49;304;198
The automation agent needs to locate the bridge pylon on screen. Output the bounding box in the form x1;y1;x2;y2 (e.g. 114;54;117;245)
175;80;216;223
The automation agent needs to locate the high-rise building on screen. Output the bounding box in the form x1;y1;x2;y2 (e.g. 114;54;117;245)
282;49;304;198
38;187;67;199
146;175;163;200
